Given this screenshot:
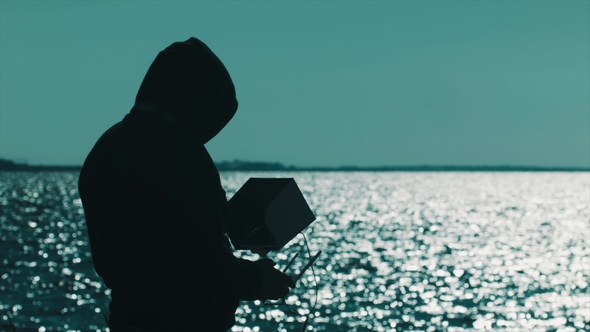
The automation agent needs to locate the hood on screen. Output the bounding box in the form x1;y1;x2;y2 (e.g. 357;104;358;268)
133;37;238;144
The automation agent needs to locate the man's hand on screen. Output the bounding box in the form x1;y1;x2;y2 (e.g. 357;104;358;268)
252;259;295;301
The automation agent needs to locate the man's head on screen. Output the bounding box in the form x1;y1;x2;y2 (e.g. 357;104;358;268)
134;37;238;144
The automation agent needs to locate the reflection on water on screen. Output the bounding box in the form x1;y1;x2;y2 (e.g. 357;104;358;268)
1;172;589;331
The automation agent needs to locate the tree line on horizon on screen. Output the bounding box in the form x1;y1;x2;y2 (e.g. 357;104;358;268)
0;158;588;172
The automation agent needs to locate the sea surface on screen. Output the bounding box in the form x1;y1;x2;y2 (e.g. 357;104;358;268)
1;171;589;332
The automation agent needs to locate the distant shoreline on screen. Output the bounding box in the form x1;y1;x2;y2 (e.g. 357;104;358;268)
1;158;588;172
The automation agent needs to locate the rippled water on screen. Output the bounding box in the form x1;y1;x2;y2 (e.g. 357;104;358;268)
1;171;589;331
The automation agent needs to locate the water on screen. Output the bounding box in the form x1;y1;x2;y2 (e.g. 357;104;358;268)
1;171;589;332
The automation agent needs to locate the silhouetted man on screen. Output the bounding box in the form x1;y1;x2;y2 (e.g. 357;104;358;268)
78;37;294;332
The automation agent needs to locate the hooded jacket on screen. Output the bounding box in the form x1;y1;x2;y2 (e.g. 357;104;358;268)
78;38;262;331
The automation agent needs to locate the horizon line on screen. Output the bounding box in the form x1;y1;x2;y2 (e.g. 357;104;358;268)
0;158;588;172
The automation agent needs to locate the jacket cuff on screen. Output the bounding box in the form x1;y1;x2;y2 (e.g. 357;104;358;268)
236;258;264;300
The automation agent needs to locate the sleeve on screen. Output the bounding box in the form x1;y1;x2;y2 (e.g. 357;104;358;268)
122;134;264;302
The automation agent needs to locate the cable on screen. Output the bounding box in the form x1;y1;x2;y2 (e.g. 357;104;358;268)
255;232;322;330
282;232;320;331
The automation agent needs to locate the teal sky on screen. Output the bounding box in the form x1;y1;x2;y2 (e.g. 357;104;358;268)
1;1;589;167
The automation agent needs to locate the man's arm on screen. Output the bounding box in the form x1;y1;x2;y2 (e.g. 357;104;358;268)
125;140;292;302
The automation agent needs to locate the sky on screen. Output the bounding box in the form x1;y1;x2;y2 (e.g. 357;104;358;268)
0;1;589;168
